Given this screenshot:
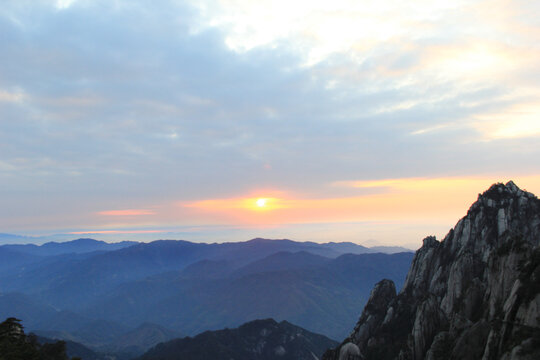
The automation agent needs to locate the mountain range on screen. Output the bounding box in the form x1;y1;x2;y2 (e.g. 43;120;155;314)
0;237;413;357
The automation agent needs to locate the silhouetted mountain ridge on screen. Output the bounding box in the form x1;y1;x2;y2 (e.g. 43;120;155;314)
139;318;338;360
2;238;138;256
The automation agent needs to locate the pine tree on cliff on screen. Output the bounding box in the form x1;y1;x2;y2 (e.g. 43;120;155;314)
0;317;77;360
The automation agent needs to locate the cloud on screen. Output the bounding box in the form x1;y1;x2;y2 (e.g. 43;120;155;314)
68;230;164;234
97;209;156;216
472;102;540;140
0;0;538;244
0;89;24;102
55;0;77;10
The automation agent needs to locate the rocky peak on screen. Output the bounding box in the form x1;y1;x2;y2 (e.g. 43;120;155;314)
365;279;396;314
323;181;540;360
349;279;396;350
477;180;528;203
421;236;439;248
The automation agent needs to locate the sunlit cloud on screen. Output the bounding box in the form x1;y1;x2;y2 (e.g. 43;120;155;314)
187;0;540;139
410;124;451;136
337;175;540;193
187;0;538;68
473;103;540;140
420;43;516;82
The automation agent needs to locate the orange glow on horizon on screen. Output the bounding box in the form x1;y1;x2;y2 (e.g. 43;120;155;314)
182;175;540;226
185;196;288;213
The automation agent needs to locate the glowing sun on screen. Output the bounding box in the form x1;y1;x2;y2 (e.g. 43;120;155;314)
256;198;267;207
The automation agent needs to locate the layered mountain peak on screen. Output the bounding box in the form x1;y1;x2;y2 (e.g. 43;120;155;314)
324;181;540;360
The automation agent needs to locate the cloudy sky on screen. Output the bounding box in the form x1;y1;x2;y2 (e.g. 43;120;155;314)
1;0;539;247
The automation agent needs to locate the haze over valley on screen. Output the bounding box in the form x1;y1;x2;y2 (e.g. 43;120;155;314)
0;237;413;358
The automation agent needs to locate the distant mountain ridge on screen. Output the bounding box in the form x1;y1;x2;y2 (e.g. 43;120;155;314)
1;238;138;256
0;237;414;355
0;236;411;256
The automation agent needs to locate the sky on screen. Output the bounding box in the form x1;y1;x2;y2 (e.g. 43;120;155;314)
0;0;539;248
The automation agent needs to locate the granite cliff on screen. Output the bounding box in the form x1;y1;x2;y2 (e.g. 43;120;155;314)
323;181;540;360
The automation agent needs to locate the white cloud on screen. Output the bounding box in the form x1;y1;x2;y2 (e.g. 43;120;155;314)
0;89;24;102
55;0;77;10
186;0;486;64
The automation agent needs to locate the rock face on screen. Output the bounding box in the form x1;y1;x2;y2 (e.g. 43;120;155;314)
323;181;540;360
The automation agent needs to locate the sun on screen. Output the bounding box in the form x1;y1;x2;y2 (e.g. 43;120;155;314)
256;198;267;207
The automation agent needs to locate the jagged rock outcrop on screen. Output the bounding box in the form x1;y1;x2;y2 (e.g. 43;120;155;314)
324;181;540;360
